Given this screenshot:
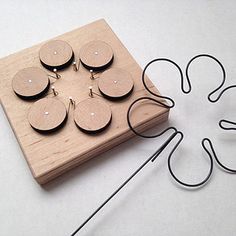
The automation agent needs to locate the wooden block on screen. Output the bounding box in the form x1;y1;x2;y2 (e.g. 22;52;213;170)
0;19;169;184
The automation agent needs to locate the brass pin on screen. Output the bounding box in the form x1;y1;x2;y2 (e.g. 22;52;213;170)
90;69;95;80
51;86;58;96
53;68;60;79
89;86;93;98
68;96;76;111
73;61;78;71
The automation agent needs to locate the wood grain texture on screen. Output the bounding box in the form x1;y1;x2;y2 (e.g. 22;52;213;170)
79;40;114;70
12;67;49;99
39;40;73;70
98;68;134;99
74;98;112;133
0;19;169;184
28;97;67;132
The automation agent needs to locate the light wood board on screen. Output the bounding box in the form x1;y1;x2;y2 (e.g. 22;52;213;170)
0;19;169;184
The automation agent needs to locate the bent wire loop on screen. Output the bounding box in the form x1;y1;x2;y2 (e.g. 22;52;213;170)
185;54;236;173
186;54;236;131
128;57;214;188
71;55;236;235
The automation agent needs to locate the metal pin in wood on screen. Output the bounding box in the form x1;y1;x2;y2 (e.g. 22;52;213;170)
72;61;78;72
53;68;60;79
51;86;58;96
89;86;93;98
68;96;76;112
70;96;76;107
90;70;95;80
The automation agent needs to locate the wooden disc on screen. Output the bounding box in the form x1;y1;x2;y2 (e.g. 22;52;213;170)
28;98;67;132
79;40;114;71
74;98;112;133
98;68;134;100
12;67;50;100
39;40;74;70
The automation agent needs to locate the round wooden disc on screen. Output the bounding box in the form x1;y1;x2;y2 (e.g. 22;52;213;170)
12;67;50;99
98;68;134;100
74;98;112;133
79;40;114;71
39;40;74;70
28;98;67;132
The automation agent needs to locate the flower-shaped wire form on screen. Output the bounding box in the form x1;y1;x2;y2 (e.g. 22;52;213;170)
128;55;236;188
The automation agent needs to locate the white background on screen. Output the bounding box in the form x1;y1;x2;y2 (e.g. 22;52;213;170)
0;1;236;236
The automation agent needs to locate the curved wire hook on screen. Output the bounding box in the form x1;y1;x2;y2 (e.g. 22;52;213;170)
167;131;214;188
202;138;236;173
186;54;236;130
186;54;236;173
185;54;226;102
127;97;177;139
219;120;236;131
214;84;236;130
127;58;185;140
142;58;187;108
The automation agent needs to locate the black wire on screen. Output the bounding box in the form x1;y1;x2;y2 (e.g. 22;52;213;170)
127;58;183;139
128;57;214;188
185;54;226;102
70;131;178;236
129;55;236;184
219;120;236;131
128;102;214;188
127;97;176;139
141;58;188;109
186;54;236;130
202;138;236;173
167;132;214;188
71;55;236;235
185;54;236;173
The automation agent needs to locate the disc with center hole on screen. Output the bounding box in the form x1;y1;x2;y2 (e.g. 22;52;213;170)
12;67;50;100
98;68;134;100
74;98;112;133
39;40;74;70
28;98;67;132
79;40;114;71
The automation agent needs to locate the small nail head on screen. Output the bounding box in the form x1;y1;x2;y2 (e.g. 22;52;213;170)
53;68;57;73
